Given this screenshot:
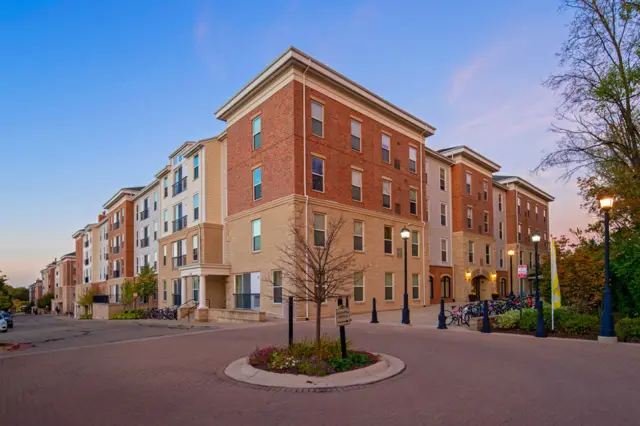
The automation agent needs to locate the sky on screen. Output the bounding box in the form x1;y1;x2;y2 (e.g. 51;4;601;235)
0;0;590;288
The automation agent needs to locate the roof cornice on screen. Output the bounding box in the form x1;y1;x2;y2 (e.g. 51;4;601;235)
496;176;555;202
133;180;160;201
103;188;141;210
439;146;501;173
425;146;453;165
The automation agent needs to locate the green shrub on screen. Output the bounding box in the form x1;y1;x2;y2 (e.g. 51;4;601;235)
268;350;298;371
561;314;599;335
289;335;350;360
519;309;538;331
616;318;640;342
111;312;143;320
78;314;92;320
494;310;520;329
298;356;335;376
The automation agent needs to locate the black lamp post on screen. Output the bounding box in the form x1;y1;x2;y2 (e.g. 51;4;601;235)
400;227;411;325
508;249;515;298
599;194;615;341
532;232;545;338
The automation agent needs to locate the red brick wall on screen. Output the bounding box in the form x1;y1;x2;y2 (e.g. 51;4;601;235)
505;190;549;249
429;266;454;303
451;164;493;235
75;236;83;285
108;200;136;278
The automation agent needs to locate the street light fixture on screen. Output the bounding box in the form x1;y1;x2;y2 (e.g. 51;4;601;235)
507;249;515;298
599;194;616;342
400;227;411;325
531;232;545;338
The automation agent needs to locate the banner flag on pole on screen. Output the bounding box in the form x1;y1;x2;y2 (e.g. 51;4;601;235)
550;238;561;309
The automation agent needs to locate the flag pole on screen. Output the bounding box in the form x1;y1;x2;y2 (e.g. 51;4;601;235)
551;237;555;331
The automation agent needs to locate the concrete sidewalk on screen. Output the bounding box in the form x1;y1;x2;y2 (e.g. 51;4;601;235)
351;304;473;332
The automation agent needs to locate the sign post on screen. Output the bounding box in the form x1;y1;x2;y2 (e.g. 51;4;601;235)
517;265;527;324
335;299;351;358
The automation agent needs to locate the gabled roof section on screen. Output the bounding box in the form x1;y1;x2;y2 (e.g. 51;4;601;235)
215;46;435;135
438;145;501;173
492;179;508;191
60;252;76;260
169;141;196;159
425;146;453;165
493;175;555;202
102;187;143;210
155;165;170;179
133;179;160;201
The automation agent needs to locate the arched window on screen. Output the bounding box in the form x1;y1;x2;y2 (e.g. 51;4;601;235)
429;276;434;299
500;278;507;296
441;276;451;299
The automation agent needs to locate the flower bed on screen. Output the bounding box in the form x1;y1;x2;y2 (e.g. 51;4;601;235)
248;336;379;377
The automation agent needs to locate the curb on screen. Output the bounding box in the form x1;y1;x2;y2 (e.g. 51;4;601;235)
224;353;405;389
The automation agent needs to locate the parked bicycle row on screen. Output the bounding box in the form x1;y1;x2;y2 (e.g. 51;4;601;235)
444;295;537;327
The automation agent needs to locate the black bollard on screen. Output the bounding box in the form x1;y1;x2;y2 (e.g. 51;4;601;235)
482;299;491;333
437;298;447;330
288;296;294;347
371;297;379;323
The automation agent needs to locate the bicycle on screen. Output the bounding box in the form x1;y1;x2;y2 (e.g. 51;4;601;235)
444;305;470;326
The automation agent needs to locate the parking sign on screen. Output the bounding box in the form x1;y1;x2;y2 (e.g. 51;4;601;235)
517;265;528;278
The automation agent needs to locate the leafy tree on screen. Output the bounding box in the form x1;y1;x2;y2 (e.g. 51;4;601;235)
120;279;136;306
8;286;29;302
136;266;157;304
77;288;97;314
37;292;54;310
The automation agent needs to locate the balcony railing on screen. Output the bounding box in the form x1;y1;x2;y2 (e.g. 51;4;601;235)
173;216;187;232
172;177;187;196
113;246;120;254
140;237;149;248
172;255;187;270
113;270;121;279
113;221;120;231
140;209;149;221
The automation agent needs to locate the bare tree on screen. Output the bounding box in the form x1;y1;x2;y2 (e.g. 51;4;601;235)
537;0;640;179
268;216;365;347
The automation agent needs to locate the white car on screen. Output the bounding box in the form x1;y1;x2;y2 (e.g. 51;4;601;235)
0;318;7;333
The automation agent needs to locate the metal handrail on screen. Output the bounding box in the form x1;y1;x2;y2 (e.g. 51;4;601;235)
177;298;198;323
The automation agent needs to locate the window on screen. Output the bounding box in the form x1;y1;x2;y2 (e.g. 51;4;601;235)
253;167;262;201
163;280;167;301
499;249;504;268
425;159;429;183
252;115;261;150
517;197;521;215
193;194;200;220
498;193;503;211
252;219;261;252
172;154;183;166
163;210;168;232
163;245;167;266
484;212;489;233
382;179;391;209
381;133;390;163
519;251;523;265
154;191;158;211
439;168;446;191
272;270;282;304
467;207;473;228
465;172;472;195
411;231;419;257
518;224;522;241
485;244;491;265
193;155;200;179
193;234;199;261
429;276;434;299
528;226;532;241
440;203;447;226
311;156;324;192
351;169;362;202
351;119;361;152
313;213;325;247
354;272;364;302
409;189;417;215
535;205;539;219
468;241;475;263
384;273;393;300
500;278;507;296
409;146;417;173
499;221;504;239
529;252;533;268
544;232;547;241
543;208;547;222
311;100;323;137
526;201;531;217
163;176;168;198
193;278;199;302
154;252;157;270
412;274;420;300
441;239;448;262
441;276;451;299
425;199;429;222
483;180;488;201
384;226;393;255
353;221;364;252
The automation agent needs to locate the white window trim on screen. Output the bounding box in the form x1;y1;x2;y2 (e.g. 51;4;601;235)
311;156;325;193
381;132;391;164
440;203;447;227
251;218;261;253
351;118;361;152
313;213;326;248
411;231;419;258
382;179;392;209
252;167;262;201
439;167;447;191
409;188;417;216
411;274;420;300
384;272;394;301
409;146;417;173
311;100;324;137
354;220;365;252
441;238;448;263
384;226;393;255
272;270;283;305
252;115;261;149
354;272;365;303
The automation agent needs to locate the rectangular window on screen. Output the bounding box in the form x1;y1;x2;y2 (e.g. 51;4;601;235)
313;213;326;247
412;274;420;300
483;180;488;201
544;208;547;222
193;155;200;179
439;168;446;191
154;191;158;211
311;100;323;137
163;210;168;232
517;197;521;215
252;115;261;150
499;221;504;239
163;245;167;266
528;226;532;241
381;133;390;163
272;270;282;304
354;272;364;302
535;205;539;219
252;219;261;252
518;224;522;241
529;252;533;268
163;280;167;301
353;221;364;252
441;239;448;262
193;278;199;302
193;193;200;221
467;207;473;228
192;234;199;261
351;119;361;152
382;179;391;209
484;212;489;233
425;159;429;183
465;172;472;195
163;177;168;198
351;169;362;202
527;201;531;217
252;167;262;201
409;146;417;173
485;244;491;265
468;241;475;263
440;203;447;226
425;199;429;222
544;232;548;241
411;231;419;257
384;226;393;255
384;273;393;301
498;193;503;211
409;189;417;215
311;156;324;192
499;249;504;268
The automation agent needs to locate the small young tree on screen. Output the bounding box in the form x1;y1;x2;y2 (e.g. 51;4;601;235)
270;216;365;347
120;279;137;308
77;288;97;315
136;266;157;305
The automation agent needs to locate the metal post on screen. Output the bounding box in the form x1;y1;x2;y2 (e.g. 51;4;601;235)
600;210;615;337
509;255;514;297
437;297;447;329
482;300;491;333
288;296;293;347
346;296;349;309
337;298;347;358
371;297;379;323
535;241;546;338
402;237;410;324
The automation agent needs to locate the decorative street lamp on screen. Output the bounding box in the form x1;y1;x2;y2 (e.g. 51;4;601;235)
531;232;545;338
400;227;411;325
599;194;616;342
507;249;515;298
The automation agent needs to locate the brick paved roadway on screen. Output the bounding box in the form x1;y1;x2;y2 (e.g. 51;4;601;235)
1;317;639;426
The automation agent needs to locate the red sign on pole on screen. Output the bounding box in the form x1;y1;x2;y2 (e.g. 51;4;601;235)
517;265;528;279
133;292;138;299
